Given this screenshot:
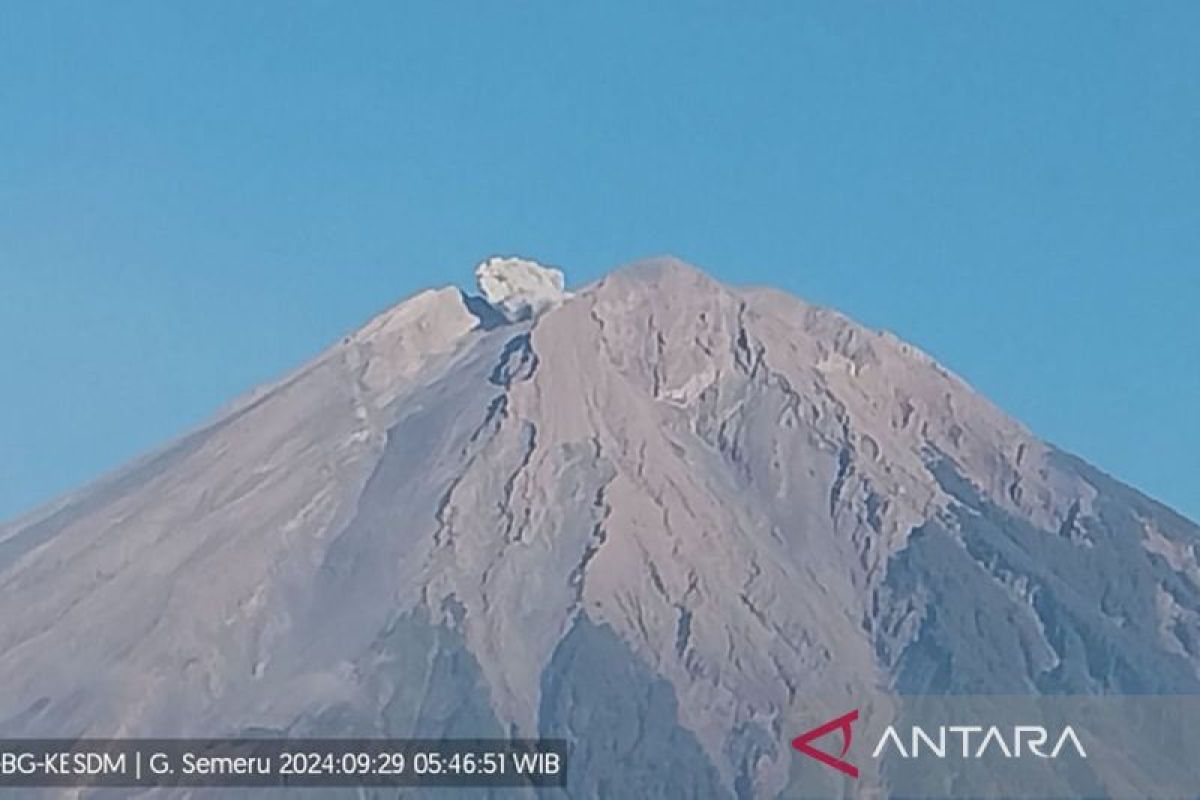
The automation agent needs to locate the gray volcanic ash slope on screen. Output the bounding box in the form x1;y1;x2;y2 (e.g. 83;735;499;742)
1;257;1197;797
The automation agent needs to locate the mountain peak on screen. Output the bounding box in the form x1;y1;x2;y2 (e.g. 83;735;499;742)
2;256;1196;799
604;254;718;287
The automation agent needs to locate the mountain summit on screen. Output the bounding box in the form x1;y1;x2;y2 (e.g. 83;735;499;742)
1;257;1197;798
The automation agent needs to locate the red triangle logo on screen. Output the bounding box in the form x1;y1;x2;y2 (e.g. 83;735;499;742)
791;709;859;778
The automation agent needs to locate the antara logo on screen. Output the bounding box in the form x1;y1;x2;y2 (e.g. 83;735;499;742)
872;725;1087;760
791;709;860;778
792;709;1088;779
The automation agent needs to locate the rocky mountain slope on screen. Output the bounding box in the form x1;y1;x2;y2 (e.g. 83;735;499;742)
1;257;1197;798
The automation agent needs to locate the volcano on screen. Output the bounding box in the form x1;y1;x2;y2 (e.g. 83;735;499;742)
2;257;1197;798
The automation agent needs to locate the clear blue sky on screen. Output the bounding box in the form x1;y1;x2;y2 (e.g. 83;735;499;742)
1;2;1196;523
